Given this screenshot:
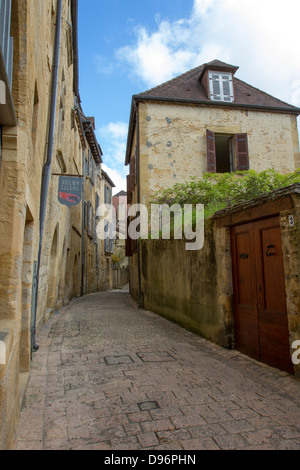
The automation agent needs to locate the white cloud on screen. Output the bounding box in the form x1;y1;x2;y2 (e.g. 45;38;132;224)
98;121;128;165
97;122;129;195
102;164;127;196
117;0;300;108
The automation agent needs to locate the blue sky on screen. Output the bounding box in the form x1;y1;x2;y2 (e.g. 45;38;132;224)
78;0;300;194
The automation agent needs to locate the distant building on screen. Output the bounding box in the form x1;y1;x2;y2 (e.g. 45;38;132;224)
112;191;129;289
101;169;115;290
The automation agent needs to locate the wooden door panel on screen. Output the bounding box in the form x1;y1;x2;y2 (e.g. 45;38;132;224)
259;312;294;374
253;218;294;374
231;223;259;361
232;217;294;374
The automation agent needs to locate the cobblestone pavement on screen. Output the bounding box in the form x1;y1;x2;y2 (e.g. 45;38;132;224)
15;288;300;450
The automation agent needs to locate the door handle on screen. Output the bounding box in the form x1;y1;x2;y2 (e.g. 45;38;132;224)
266;245;275;257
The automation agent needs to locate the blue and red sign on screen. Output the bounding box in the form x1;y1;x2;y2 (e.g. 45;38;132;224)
58;176;82;207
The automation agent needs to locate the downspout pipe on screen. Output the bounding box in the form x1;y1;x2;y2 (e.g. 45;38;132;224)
133;99;142;309
81;145;85;297
31;0;63;351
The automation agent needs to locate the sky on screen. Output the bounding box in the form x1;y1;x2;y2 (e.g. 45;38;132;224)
78;0;300;195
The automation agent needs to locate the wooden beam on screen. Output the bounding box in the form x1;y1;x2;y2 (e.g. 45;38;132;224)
215;195;294;228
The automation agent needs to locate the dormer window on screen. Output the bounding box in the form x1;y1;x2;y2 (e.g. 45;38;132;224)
208;71;234;102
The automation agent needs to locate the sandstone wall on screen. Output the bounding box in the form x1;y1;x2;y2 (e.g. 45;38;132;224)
138;101;300;205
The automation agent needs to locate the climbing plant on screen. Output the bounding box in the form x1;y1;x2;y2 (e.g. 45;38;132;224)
151;169;300;218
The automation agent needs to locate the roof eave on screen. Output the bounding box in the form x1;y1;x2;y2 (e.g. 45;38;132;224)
102;170;116;188
199;63;239;81
125;98;137;166
71;0;79;97
132;94;300;116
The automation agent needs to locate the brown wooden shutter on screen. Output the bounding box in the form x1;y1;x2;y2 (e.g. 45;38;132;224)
206;130;216;173
235;134;249;171
125;216;132;257
126;175;132;204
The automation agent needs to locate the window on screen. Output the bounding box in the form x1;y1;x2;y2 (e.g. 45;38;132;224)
0;0;14;89
0;125;2;168
104;185;111;205
32;82;39;149
89;150;95;185
208;71;234;102
95;193;100;220
206;130;249;173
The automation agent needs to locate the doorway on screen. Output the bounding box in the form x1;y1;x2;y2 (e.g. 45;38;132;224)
231;216;294;374
47;225;59;309
20;208;34;373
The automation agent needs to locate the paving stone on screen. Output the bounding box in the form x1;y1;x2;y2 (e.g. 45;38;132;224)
14;290;300;451
213;433;249;450
140;418;175;433
138;401;159;411
220;419;256;434
181;437;220;450
137;432;159;448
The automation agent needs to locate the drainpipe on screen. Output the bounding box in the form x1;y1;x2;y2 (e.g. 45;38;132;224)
133;100;142;309
81;146;85;297
31;0;63;351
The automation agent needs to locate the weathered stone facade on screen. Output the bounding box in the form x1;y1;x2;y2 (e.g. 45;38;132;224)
0;0;113;450
138;102;300;205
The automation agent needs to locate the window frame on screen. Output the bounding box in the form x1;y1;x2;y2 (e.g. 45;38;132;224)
208;71;234;103
206;130;249;173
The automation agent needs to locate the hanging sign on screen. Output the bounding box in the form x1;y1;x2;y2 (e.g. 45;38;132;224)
58;176;82;207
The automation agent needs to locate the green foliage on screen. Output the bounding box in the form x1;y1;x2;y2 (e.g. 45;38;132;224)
151;169;300;218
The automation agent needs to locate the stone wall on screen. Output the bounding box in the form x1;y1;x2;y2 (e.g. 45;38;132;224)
281;193;300;377
113;267;130;290
131;221;234;349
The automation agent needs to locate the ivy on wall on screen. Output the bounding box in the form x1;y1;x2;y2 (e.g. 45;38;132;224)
152;169;300;218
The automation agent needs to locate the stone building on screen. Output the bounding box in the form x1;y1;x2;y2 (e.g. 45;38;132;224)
125;60;300;207
0;0;111;450
100;169;115;291
112;191;129;289
125;60;300;377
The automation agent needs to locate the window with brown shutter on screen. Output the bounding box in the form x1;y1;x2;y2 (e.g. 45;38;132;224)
206;130;217;173
125;227;131;257
130;155;136;191
127;175;132;204
235;134;249;171
206;131;249;173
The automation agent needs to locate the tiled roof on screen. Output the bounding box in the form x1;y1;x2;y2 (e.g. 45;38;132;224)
134;60;300;113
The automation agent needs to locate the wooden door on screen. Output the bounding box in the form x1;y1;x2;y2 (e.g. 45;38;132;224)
231;217;294;374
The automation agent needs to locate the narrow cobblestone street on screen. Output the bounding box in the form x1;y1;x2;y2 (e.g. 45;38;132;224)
15;288;300;451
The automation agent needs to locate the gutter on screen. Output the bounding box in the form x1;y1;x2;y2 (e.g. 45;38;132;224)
31;0;63;351
132;94;300;116
81;144;86;297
